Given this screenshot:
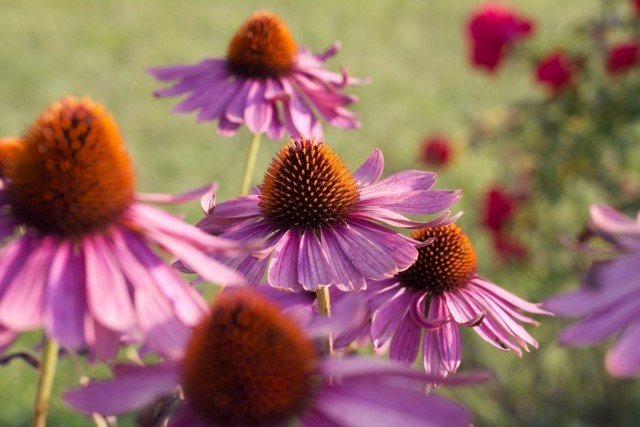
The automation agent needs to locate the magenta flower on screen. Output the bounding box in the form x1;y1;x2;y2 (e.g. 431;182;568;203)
546;204;640;377
148;11;367;139
194;137;462;291
368;224;550;382
65;290;488;427
467;2;534;72
0;97;247;361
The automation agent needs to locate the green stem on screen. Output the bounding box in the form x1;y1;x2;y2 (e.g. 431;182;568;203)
316;286;333;354
240;133;262;196
32;337;59;427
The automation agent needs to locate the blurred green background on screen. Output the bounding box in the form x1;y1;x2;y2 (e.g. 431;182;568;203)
2;0;639;426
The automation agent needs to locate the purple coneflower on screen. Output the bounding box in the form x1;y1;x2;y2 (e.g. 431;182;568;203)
194;137;462;291
65;290;487;427
0;97;247;360
148;11;367;139
368;224;550;381
546;204;640;377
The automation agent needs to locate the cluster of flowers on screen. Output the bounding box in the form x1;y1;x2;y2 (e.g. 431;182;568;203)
468;0;640;93
0;10;558;427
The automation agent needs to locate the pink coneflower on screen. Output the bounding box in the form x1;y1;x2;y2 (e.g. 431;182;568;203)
148;11;366;139
546;204;640;377
194;137;462;291
0;97;247;361
535;51;576;94
467;2;534;72
606;42;640;74
368;224;550;381
419;135;454;167
65;290;487;427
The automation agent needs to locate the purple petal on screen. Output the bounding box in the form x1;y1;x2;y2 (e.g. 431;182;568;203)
316;381;471;427
135;183;216;205
268;230;302;291
590;204;640;235
422;296;450;382
298;229;333;290
606;320;640;377
389;307;421;364
319;227;366;291
371;290;413;348
244;80;273;134
353;149;384;186
64;362;180;415
84;236;136;333
44;241;86;349
348;219;418;272
0;237;55;329
436;299;461;373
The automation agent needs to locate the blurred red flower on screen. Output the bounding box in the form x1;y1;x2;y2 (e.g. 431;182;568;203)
493;234;528;263
633;0;640;15
480;186;516;234
467;2;534;72
419;135;453;167
535;51;574;93
606;42;640;74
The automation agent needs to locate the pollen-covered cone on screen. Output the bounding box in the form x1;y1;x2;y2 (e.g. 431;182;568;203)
0;96;247;361
148;11;368;139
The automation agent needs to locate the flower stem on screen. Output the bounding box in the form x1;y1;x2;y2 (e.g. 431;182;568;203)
316;286;333;354
240;132;262;195
32;337;59;427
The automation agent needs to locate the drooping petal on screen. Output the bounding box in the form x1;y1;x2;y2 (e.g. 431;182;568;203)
352;149;384;187
389;307;421;364
64;362;180;416
44;241;86;349
605;320;640;377
298;229;333;290
371;290;413;348
268;230;302;291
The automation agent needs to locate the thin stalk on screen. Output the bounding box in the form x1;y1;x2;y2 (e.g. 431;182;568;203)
240;133;262;195
316;286;333;354
32;337;60;427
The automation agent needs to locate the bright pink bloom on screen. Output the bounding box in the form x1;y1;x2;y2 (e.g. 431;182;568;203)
65;290;488;426
368;224;549;382
480;186;516;235
535;51;575;93
192;138;461;291
606;42;640;74
546;204;640;377
0;97;247;361
467;2;534;72
419;135;454;167
148;11;367;140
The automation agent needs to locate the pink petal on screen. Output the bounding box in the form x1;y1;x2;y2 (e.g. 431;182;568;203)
353;149;384;186
268;230;302;291
298;229;333;290
64;362;180;415
44;241;86;349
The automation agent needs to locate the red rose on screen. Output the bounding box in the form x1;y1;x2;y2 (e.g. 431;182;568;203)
606;42;640;74
480;186;516;234
419;135;453;167
535;51;574;93
467;2;534;72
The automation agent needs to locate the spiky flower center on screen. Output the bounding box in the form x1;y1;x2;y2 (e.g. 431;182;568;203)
398;224;478;294
181;290;319;427
259;139;359;230
5;97;135;238
227;11;298;78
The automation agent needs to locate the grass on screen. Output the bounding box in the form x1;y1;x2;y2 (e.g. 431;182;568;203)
3;0;636;426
